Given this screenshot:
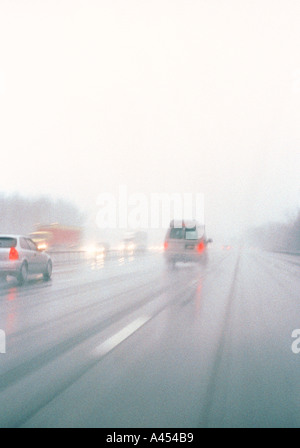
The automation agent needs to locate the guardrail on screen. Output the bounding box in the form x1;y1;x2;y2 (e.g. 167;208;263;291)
48;251;88;263
48;249;153;264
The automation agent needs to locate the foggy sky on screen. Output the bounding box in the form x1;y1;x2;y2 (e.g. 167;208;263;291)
0;0;299;240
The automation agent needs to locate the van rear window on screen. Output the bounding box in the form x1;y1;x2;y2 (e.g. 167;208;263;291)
0;238;17;248
170;228;185;239
185;229;198;240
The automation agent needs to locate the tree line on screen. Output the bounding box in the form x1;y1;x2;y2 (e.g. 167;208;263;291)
248;210;300;252
0;193;85;235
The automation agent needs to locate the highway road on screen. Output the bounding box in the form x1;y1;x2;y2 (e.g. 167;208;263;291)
0;248;299;428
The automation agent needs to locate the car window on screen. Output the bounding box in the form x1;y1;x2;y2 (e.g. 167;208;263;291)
185;229;198;240
20;238;30;250
0;237;17;248
26;239;38;251
169;228;185;239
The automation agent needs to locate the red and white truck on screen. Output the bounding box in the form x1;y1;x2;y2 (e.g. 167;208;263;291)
30;224;82;251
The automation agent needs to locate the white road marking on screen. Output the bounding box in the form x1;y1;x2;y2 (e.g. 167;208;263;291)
94;315;151;357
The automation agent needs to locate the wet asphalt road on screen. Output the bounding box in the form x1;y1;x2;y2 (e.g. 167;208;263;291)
0;248;299;428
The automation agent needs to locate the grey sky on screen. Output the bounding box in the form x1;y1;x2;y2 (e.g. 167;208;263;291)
0;0;299;239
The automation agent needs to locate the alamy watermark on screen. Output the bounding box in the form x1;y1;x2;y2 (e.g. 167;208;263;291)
96;186;205;229
291;329;300;355
0;329;6;354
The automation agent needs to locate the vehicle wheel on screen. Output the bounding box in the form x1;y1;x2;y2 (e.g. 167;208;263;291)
43;261;52;282
17;262;28;286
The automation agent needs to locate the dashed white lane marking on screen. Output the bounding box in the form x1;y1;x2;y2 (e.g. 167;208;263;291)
94;315;151;357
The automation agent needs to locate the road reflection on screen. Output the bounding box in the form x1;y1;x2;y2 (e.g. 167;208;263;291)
6;287;17;334
89;254;106;270
195;280;203;315
7;287;17;302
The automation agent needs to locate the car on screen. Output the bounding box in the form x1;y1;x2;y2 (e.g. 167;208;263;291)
164;220;212;268
0;235;53;285
120;231;148;254
85;242;110;260
94;242;110;259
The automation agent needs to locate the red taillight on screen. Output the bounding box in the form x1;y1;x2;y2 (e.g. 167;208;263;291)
9;247;19;261
164;242;168;250
197;241;205;253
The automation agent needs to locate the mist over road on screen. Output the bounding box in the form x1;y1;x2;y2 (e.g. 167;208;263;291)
0;248;299;428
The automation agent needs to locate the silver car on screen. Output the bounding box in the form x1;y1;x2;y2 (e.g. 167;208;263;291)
0;235;53;285
164;220;212;268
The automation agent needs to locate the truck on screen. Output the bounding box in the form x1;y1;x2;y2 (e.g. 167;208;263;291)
30;224;82;251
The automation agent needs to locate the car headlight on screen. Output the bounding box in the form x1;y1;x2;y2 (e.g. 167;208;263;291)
38;243;48;251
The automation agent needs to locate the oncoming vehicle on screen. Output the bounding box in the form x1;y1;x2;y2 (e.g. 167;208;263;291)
86;242;110;260
0;235;53;285
164;220;212;268
120;231;148;254
95;242;110;257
